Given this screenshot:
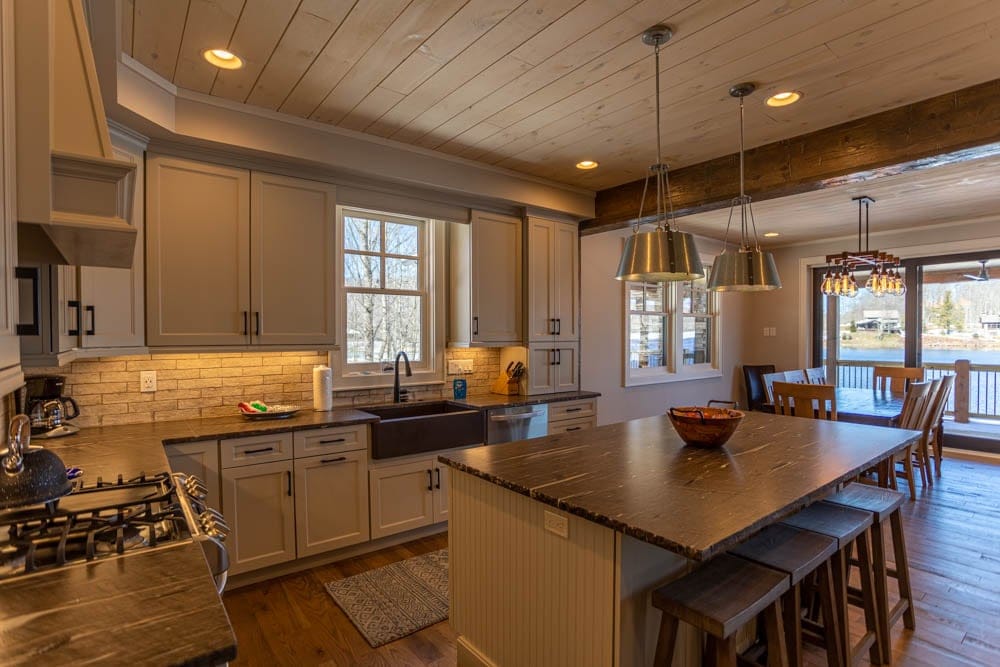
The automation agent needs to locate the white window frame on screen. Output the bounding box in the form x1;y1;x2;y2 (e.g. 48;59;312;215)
333;205;445;389
623;264;721;387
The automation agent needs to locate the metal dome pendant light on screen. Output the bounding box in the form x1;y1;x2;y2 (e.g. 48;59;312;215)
707;83;781;292
615;25;703;283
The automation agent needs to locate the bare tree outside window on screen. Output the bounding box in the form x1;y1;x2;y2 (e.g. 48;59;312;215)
343;210;426;367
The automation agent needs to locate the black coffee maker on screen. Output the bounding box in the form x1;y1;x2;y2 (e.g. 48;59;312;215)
19;375;81;438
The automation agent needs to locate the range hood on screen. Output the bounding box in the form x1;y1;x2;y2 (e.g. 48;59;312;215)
14;0;137;269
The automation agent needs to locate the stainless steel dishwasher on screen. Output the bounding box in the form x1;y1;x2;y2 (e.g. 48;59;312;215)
485;404;548;443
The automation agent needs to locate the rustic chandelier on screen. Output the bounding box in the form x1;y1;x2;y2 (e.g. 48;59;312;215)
820;196;904;298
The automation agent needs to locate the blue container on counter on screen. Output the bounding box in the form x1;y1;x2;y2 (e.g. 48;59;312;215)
452;378;467;400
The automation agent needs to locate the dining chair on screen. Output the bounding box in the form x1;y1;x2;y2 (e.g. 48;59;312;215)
707;399;739;410
804;367;827;384
761;371;787;404
925;374;955;477
873;366;924;393
784;369;808;384
773;381;837;421
891;380;934;499
742;364;776;412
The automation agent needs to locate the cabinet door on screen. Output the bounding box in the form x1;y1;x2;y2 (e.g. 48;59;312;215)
433;464;449;523
294;451;369;558
552;221;579;342
250;172;336;346
0;2;20;388
79;135;145;349
222;460;296;575
526;217;554;342
470;211;521;343
165;440;221;511
53;265;78;353
525;345;555;395
369;458;435;539
554;344;579;392
146;155;250;346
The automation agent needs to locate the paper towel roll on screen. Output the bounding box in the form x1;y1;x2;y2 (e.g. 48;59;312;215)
313;365;333;411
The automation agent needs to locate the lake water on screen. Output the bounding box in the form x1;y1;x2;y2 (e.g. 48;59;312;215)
839;348;1000;364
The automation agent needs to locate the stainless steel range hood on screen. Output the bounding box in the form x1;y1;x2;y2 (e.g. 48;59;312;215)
14;0;137;269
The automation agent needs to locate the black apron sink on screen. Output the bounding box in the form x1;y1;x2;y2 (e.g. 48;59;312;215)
363;401;484;459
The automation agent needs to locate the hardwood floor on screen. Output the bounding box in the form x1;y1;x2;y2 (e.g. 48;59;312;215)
224;459;1000;666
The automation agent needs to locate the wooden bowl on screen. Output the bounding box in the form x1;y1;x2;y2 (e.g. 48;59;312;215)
668;406;745;448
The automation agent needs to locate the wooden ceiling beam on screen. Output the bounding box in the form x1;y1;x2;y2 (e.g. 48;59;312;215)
582;79;1000;236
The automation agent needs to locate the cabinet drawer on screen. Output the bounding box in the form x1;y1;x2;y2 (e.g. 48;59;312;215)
221;432;293;468
548;416;596;435
294;425;368;458
548;399;596;422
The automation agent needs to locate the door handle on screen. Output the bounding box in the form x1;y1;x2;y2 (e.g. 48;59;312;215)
242;311;248;336
67;300;81;336
255;312;261;337
472;316;479;336
435;467;441;489
550;350;556;366
85;305;96;335
556;349;562;365
550;318;557;335
320;456;348;464
319;438;346;445
244;446;274;455
427;469;433;491
566;426;582;432
287;470;292;496
566;407;583;413
556;318;561;335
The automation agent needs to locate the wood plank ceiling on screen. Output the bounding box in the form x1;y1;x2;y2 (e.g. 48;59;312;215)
122;0;1000;191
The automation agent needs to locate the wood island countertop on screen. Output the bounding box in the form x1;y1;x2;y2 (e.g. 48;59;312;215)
439;411;921;561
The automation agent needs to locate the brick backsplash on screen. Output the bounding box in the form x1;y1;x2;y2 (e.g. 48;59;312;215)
25;348;501;428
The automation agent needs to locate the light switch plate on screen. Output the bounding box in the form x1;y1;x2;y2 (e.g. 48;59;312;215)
140;370;156;393
447;359;473;374
543;510;569;538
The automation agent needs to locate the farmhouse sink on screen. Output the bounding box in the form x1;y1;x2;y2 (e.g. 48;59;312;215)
363;401;484;459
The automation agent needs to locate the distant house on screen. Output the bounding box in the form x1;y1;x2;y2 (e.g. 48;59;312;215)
981;315;1000;330
856;310;902;334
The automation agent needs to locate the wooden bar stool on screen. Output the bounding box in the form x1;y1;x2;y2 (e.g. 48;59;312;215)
730;524;842;667
781;503;881;665
824;484;913;666
652;554;790;667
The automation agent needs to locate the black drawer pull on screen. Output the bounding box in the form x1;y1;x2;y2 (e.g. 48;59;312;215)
427;469;433;491
67;300;81;336
85;305;96;335
242;311;248;336
435;467;441;489
320;456;347;464
243;446;274;455
319;438;347;444
565;407;583;413
287;470;292;496
566;426;582;432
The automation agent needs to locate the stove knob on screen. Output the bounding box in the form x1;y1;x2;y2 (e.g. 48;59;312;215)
184;477;208;500
200;510;230;536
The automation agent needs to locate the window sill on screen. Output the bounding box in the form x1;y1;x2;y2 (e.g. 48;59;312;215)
625;369;722;388
336;372;445;391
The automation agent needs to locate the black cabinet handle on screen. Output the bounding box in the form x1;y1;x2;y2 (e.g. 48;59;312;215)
556;318;561;335
287;470;292;496
319;438;346;445
244;446;274;455
320;456;347;464
67;300;81;336
566;407;583;413
435;467;441;489
255;311;261;337
242;311;248;336
550;318;557;335
85;305;96;335
427;469;433;491
472;316;479;336
556;349;562;365
550;350;556;366
566;426;582;432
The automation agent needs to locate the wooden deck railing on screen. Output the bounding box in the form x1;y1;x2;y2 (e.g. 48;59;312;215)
836;359;1000;422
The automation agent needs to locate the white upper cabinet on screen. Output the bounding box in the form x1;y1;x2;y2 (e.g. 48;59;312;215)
527;217;579;343
146;155;251;347
146;155;336;348
450;211;523;346
0;3;21;393
250;172;336;346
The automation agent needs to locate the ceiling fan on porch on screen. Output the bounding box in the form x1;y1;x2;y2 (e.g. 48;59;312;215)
963;260;991;282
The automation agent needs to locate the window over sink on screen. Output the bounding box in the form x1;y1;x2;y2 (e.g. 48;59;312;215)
623;264;720;386
335;206;445;387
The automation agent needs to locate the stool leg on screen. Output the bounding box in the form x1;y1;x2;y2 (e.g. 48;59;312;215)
890;510;916;631
817;559;844;667
855;529;884;665
764;601;789;667
652;613;679;667
831;548;851;663
706;635;737;667
781;586;802;667
870;520;893;665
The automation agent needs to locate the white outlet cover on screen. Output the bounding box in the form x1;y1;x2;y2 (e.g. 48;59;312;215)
543;510;569;538
140;370;157;393
447;359;474;374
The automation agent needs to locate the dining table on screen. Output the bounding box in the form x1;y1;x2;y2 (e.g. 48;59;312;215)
764;386;906;426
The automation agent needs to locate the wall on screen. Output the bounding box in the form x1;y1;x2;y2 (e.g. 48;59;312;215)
581;229;747;425
26;348;500;428
741;216;1000;372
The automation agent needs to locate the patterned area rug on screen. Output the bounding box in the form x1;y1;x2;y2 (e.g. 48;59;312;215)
325;549;449;647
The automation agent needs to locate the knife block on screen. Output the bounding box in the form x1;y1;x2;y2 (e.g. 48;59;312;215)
491;374;520;395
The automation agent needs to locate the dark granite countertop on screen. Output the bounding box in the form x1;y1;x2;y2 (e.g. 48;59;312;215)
439;411;920;561
0;408;376;666
457;390;600;409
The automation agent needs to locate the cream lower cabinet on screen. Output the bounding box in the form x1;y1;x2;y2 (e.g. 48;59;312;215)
525;343;579;394
165;440;221;512
369;457;451;539
222;458;296;576
294;450;369;558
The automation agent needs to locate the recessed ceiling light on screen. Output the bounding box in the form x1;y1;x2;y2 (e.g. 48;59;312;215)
203;49;243;70
765;91;801;107
575;160;599;170
763;232;780;237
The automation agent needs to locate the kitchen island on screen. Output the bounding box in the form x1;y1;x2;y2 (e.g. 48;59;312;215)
439;411;921;667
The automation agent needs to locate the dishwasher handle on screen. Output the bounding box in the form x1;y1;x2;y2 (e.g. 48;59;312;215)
489;410;545;422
